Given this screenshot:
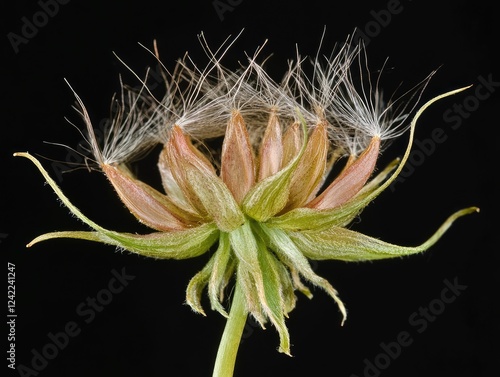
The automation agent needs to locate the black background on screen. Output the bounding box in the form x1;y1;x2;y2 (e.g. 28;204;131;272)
1;0;498;376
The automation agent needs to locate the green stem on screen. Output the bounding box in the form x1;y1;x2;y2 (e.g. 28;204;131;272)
212;282;248;377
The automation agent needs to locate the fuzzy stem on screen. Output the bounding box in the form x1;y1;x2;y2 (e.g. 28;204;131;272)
212;282;248;377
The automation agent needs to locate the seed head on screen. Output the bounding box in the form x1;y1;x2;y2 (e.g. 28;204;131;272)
15;33;478;355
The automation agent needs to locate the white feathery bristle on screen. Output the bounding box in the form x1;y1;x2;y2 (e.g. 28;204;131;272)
283;35;359;128
102;83;162;165
66;76;163;167
68;31;433;166
322;41;433;156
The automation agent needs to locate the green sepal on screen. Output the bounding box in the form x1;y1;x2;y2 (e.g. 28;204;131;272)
15;152;106;234
266;206;360;232
28;223;220;260
15;152;220;259
186;234;236;317
290;207;479;261
266;159;400;231
255;234;292;355
186;251;217;316
208;232;234;317
236;262;266;327
229;221;267;326
185;168;245;232
260;224;347;324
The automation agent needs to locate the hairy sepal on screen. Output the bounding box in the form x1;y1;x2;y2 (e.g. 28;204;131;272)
290;207;479;261
231;223;267;327
14;152;219;259
260;224;347;325
208;232;233;317
28;223;220;259
255;234;292;355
